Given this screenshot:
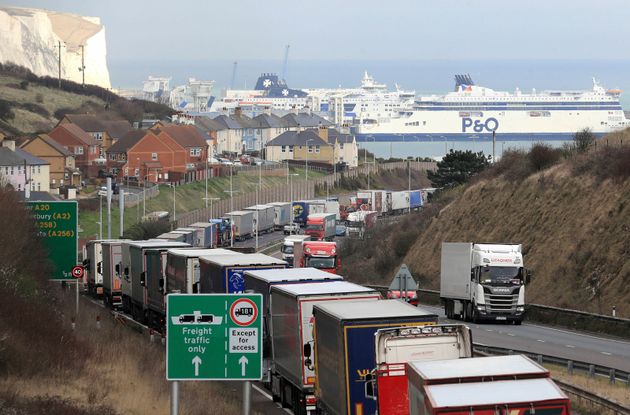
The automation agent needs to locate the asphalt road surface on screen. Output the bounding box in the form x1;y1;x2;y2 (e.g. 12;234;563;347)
420;304;630;372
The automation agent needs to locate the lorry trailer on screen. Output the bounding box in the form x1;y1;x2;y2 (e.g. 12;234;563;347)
199;253;287;293
225;210;254;241
313;300;438;415
245;204;275;234
268;202;292;230
281;235;311;265
305;213;336;241
101;240;128;309
188;222;218;248
271;281;380;415
84;239;117;297
440;243;530;324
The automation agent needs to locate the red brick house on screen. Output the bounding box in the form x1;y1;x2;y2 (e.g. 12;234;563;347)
48;124;102;177
58;114;132;151
111;123;208;183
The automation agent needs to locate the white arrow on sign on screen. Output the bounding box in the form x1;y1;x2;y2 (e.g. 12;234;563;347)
238;355;248;376
192;355;202;377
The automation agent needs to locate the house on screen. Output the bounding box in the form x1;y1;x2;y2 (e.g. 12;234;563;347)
230;109;257;153
211;114;245;156
118;123;208;183
48;124;102;178
250;113;289;154
265;129;331;164
20;134;82;188
58;114;132;151
193;116;223;160
328;128;359;167
106;129;146;178
0;140;50;192
282;112;333;131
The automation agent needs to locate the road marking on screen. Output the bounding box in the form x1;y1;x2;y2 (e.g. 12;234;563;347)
565;344;575;348
485;329;494;332
525;323;630;344
537;339;545;343
601;351;612;356
252;384;273;400
507;333;515;337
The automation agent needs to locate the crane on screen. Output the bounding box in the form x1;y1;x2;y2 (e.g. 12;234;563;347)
281;44;290;82
230;61;238;90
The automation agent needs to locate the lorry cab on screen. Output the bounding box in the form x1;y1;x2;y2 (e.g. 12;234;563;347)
281;235;311;265
305;213;336;241
294;241;340;274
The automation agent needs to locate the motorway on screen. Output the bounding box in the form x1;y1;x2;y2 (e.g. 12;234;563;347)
421;304;630;372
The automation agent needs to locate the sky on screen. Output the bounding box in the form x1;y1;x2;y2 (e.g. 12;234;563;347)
3;0;630;62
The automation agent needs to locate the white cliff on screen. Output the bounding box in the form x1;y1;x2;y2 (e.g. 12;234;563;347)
0;6;111;89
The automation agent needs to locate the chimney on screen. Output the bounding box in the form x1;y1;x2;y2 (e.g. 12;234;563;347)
2;139;16;151
234;107;242;117
318;125;328;143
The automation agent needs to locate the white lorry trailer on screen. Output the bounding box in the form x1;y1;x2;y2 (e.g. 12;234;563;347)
281;235;311;265
440;242;531;324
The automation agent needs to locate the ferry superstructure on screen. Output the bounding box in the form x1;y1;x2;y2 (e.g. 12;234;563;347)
354;75;629;142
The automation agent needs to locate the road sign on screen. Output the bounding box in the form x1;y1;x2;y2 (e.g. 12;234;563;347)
25;201;78;280
71;265;84;279
388;264;418;291
166;294;263;381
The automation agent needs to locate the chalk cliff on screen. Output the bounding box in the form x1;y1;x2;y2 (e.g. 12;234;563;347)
0;6;111;88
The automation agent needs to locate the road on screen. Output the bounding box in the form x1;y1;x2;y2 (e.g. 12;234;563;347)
420;304;630;372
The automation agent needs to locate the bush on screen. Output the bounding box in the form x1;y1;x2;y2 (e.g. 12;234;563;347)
19;80;29;90
122;220;171;240
0;99;14;120
574;128;596;153
35;93;44;103
529;143;562;171
571;143;630;182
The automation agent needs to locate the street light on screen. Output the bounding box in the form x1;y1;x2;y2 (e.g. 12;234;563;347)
203;197;220;219
223;164;238;247
305;138;314;184
287;172;299;231
167;183;176;230
365;137;376;189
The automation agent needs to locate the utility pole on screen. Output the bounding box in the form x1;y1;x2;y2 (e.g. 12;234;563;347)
119;191;125;238
57;41;63;89
408;160;411;215
106;177;112;239
79;45;86;87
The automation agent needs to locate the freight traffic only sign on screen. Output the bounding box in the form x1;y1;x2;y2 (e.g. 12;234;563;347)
166;294;263;381
25;201;78;281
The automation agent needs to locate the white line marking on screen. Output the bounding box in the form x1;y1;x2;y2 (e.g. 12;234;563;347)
485;329;494;332
507;333;515;337
252;383;273;400
525;323;630;345
537;339;545;343
565;344;575;348
601;351;612;356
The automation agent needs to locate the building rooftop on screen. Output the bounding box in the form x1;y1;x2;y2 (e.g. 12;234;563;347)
0;147;49;166
102;119;134;140
152;123;207;148
282;112;333;128
62;114;107;133
108;129;146;153
267;129;328;147
49;124;99;146
251;113;287;128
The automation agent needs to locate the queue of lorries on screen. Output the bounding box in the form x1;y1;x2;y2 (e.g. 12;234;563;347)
81;221;565;415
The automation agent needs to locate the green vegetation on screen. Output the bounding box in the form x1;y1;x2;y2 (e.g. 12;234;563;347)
79;168;326;238
427;150;490;188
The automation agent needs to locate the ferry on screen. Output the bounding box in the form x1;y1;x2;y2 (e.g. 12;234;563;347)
354;75;629;142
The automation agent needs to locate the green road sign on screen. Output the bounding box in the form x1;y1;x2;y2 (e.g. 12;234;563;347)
167;294;263;381
25;201;78;281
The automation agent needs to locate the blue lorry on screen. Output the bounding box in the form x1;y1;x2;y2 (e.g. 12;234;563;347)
199;253;287;293
312;300;438;415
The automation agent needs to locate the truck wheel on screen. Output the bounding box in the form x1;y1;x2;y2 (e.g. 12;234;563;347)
513;319;522;326
472;307;480;324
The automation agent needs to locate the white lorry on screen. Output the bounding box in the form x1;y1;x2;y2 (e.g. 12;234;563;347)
440;242;531;324
281;235;311;265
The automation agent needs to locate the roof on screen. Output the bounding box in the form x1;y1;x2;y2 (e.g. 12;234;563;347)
49;124;98;146
243;267;342;283
153;124;207;148
102;120;133;140
195;116;225;132
168;248;241;258
267;129;328;147
230;114;254;128
108;129;147;153
226;210;253;216
37;135;73;156
0;147;49;166
282;112;333;128
424;378;567;408
314;299;437;320
272;281;376;296
409;355;548;382
328;128;355;144
212;115;244;130
63;114;106;132
251;113;287;128
127;241;190;249
198;253;286;267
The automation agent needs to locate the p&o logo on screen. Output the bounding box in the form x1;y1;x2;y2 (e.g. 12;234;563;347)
462;117;499;133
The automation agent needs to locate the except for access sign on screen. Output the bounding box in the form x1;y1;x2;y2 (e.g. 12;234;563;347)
166;294;262;381
25;201;78;280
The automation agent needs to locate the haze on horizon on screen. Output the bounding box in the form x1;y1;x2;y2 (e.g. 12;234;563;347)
3;0;630;63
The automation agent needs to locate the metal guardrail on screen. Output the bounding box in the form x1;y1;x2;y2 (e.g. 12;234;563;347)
555;379;630;415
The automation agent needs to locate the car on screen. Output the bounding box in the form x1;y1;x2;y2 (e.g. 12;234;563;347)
283;223;301;235
335;224;347;237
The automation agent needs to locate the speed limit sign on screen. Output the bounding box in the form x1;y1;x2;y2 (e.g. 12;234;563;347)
71;265;84;279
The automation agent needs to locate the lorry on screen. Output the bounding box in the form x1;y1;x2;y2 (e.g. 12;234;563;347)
313;300;438;415
407;355;570;415
282;235;311;265
268;202;292;230
171;229;196;246
155;232;187;242
346;210;378;238
408;190;423;211
245;204;275;234
225;210;254;241
210;218;232;246
101;240;128;309
365;324;472;415
188;222;218;248
271;282;380;415
440;243;530;324
145;248;241;330
83;239;117;297
358;190;391;216
199;253;287;293
175;227;206;247
166;248;241;295
243;268;344;386
307;199;341;220
305;213;336;241
292;200;310;225
120;240;190;321
293;241;340;274
391;191;409;214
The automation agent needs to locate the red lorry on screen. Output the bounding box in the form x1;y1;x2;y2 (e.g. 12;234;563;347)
293;241;340;274
304;213;336;241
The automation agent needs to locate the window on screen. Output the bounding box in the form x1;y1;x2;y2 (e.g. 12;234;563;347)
315;145;320;153
151;153;158;161
109;154;117;161
10;167;14;175
75;146;84;155
94;133;103;141
17;165;21;172
37;166;41;174
134;168;139;177
37;182;41;191
289;145;294;152
124;167;129;176
339;143;344;149
281;146;286;153
308;145;313;153
190;148;202;157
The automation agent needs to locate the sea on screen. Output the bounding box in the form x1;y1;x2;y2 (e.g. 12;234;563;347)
109;58;630;159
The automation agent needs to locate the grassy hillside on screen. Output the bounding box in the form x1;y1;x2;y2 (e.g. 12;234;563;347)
342;135;630;317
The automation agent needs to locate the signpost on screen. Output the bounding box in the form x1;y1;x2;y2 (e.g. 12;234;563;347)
25;201;78;280
167;294;263;415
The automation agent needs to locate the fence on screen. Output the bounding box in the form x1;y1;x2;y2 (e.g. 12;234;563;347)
175;180;314;227
111;184;160;208
312;160;436;189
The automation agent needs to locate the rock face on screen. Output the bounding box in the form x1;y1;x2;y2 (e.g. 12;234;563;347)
0;6;111;88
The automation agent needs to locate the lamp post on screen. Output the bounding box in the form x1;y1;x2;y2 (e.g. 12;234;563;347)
167;183;176;230
288;172;299;231
222;164;238;247
305;138;314;184
203;197;220;220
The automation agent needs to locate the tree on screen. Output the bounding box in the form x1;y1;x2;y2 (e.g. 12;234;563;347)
574;128;595;153
0;100;14;120
428;150;490;188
